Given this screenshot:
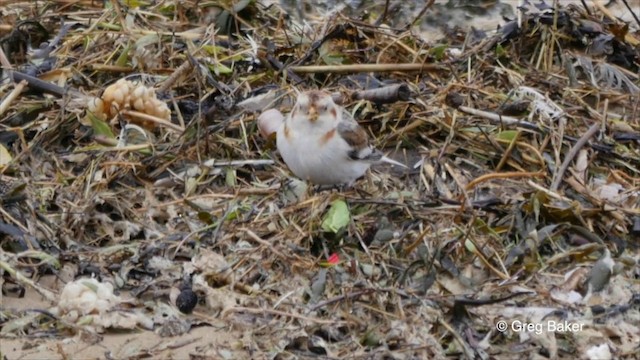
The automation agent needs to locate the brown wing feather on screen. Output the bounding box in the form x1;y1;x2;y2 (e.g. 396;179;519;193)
336;111;382;161
337;119;369;149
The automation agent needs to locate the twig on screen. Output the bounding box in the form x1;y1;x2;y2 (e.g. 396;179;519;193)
172;223;217;257
31;22;73;59
289;63;445;74
376;0;391;25
89;64;134;73
157;60;194;94
226;306;345;325
120;110;184;132
465;171;545;191
580;0;592;15
202;159;275;167
0;206;30;233
590;0;621;25
150;337;202;352
458;105;620;163
407;0;436;29
0;260;57;302
95;141;151;153
495;130;520;171
458;106;540;131
0;43;11;69
621;0;640;27
308;289;374;311
264;39;304;85
330;83;411;105
0;80;27;116
8;72;69;97
241;228;290;261
550;122;600;191
527;180;573;203
438;318;475;359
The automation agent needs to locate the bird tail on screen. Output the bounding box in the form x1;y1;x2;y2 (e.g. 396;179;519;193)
380;155;408;168
359;148;408;168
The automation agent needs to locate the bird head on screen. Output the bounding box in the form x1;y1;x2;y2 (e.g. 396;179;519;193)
291;90;338;126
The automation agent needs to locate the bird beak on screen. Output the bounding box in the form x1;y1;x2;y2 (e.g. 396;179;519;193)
308;106;318;122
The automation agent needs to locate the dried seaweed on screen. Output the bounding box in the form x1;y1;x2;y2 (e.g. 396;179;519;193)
0;0;639;359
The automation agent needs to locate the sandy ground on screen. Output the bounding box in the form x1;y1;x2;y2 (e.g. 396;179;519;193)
421;0;640;42
2;326;242;360
1;279;254;360
275;0;640;42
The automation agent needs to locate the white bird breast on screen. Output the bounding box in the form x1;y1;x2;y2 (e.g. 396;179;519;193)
277;113;371;185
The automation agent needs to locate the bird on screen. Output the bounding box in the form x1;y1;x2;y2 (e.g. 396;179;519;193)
275;90;406;185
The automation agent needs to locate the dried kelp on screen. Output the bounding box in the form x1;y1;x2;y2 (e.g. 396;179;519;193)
0;0;638;359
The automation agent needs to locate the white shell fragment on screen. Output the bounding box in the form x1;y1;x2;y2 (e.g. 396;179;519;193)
55;278;152;332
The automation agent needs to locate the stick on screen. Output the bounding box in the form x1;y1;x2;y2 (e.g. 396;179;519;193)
621;0;640;27
0;80;27;116
289;63;444;74
458;105;540;131
407;0;436;29
330;83;411;105
550;122;600;191
9;71;68;97
120;110;184;132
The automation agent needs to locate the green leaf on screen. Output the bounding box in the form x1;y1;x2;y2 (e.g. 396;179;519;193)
88;113;115;139
208;62;233;75
135;33;159;48
321;53;345;65
496;43;507;58
158;3;176;15
496;130;519;141
318;42;346;65
197;211;215;225
202;45;227;57
428;44;448;60
123;0;150;8
321;199;350;233
18;250;61;269
225;168;237;187
224;208;239;221
474;218;500;240
464;238;476;253
115;43;131;67
360;330;381;347
96;22;121;31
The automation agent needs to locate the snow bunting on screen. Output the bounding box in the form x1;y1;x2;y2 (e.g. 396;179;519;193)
276;90;406;185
